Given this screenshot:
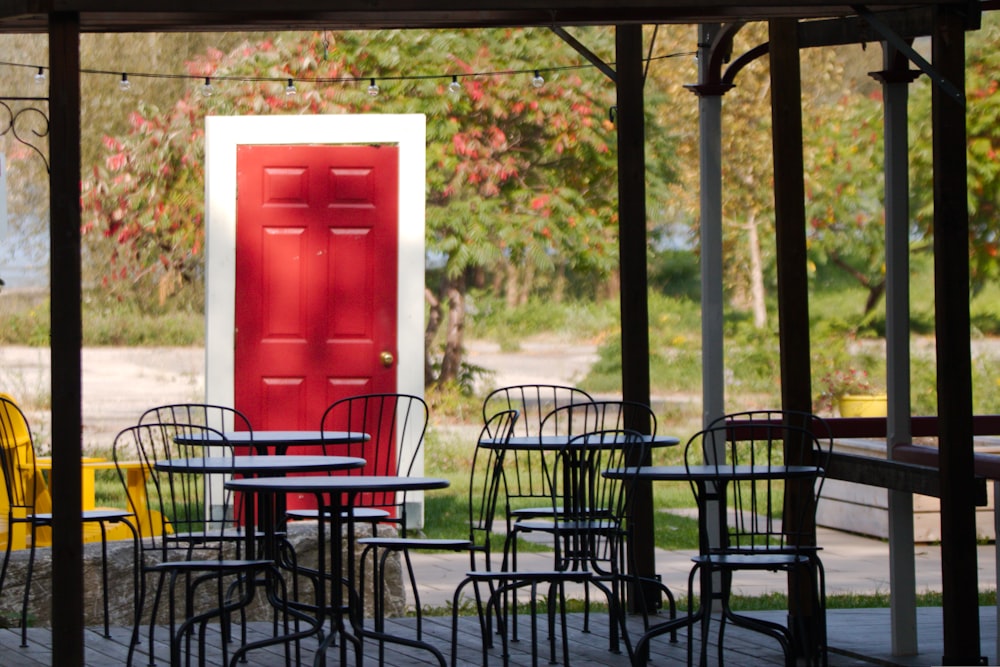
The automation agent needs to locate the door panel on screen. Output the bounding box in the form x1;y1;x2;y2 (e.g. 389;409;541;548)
235;144;399;433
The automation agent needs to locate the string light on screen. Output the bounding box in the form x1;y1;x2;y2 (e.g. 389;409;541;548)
0;50;696;102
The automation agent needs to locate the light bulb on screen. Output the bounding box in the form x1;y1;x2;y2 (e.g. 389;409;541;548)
119;73;131;92
532;70;544;88
201;77;215;97
448;76;462;95
367;78;380;97
34;67;45;85
285;78;297;96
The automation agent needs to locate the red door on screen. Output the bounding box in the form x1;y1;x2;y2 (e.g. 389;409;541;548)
234;144;399;431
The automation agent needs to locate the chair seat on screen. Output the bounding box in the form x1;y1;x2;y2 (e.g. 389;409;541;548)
693;550;813;569
146;558;273;572
286;507;391;521
358;536;470;551
31;508;133;523
509;506;559;518
462;568;594;583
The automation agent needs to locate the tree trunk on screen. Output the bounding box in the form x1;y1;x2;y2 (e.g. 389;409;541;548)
504;260;519;308
424;287;442;387
438;276;466;384
518;261;535;305
747;211;768;329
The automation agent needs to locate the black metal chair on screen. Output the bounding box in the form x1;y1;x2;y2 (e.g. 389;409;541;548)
509;425;649;659
482;385;593;530
356;408;520;666
0;393;137;647
507;399;666;643
284;393;428;636
112;422;281;667
451;426;646;667
686;410;832;667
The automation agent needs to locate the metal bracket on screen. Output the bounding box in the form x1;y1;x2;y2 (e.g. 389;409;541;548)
0;97;50;173
853;5;964;105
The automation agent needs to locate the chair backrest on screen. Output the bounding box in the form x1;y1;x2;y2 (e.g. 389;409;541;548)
550;428;647;574
320;393;429;521
708;409;833;507
138;403;254;450
483;387;593;520
113;422;239;559
539;399;657;438
0;394;41;513
482;385;593;439
467;409;519;570
685;411;831;554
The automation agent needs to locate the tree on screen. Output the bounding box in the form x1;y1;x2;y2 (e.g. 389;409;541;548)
910;12;1000;292
81;29;676;387
803;87;888;315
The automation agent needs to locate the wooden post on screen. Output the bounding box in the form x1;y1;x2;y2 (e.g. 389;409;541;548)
615;23;656;610
769;18;817;659
931;8;982;665
48;11;85;667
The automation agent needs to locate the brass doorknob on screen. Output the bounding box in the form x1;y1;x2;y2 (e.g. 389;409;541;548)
380;351;394;367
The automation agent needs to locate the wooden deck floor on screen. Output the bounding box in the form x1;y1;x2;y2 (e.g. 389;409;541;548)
0;606;994;666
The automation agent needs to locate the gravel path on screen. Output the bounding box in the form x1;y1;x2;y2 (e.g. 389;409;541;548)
0;339;596;452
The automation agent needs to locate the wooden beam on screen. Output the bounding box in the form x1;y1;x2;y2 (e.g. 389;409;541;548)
0;0;974;34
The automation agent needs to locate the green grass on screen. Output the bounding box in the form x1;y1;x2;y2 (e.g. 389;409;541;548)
0;289;206;346
421;424;702;552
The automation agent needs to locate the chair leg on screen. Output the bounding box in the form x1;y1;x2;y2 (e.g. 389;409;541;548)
402;548;422;637
21;523;39;648
98;522;112;638
0;524;14;597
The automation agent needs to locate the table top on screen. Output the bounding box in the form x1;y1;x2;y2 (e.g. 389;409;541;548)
604;464;822;481
225;475;450;495
174;430;370;456
482;433;680;451
154;454;366;474
238;430;370;445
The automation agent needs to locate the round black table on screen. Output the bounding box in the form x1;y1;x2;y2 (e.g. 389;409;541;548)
175;430;370;455
481;433;680;450
225;475;450;667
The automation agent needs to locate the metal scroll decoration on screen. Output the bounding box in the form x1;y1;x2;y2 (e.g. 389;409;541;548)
0;97;50;173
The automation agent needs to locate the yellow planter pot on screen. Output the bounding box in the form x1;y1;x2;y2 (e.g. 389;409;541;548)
837;394;888;417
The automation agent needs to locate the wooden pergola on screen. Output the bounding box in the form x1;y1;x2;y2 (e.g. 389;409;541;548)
0;1;993;665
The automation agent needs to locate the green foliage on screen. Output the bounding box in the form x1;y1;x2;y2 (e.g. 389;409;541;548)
648;248;701;299
910;13;1000;292
803;86;888;314
466;293;617;344
0;292;50;345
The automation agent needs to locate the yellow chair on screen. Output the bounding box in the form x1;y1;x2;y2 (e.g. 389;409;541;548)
0;393;139;644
